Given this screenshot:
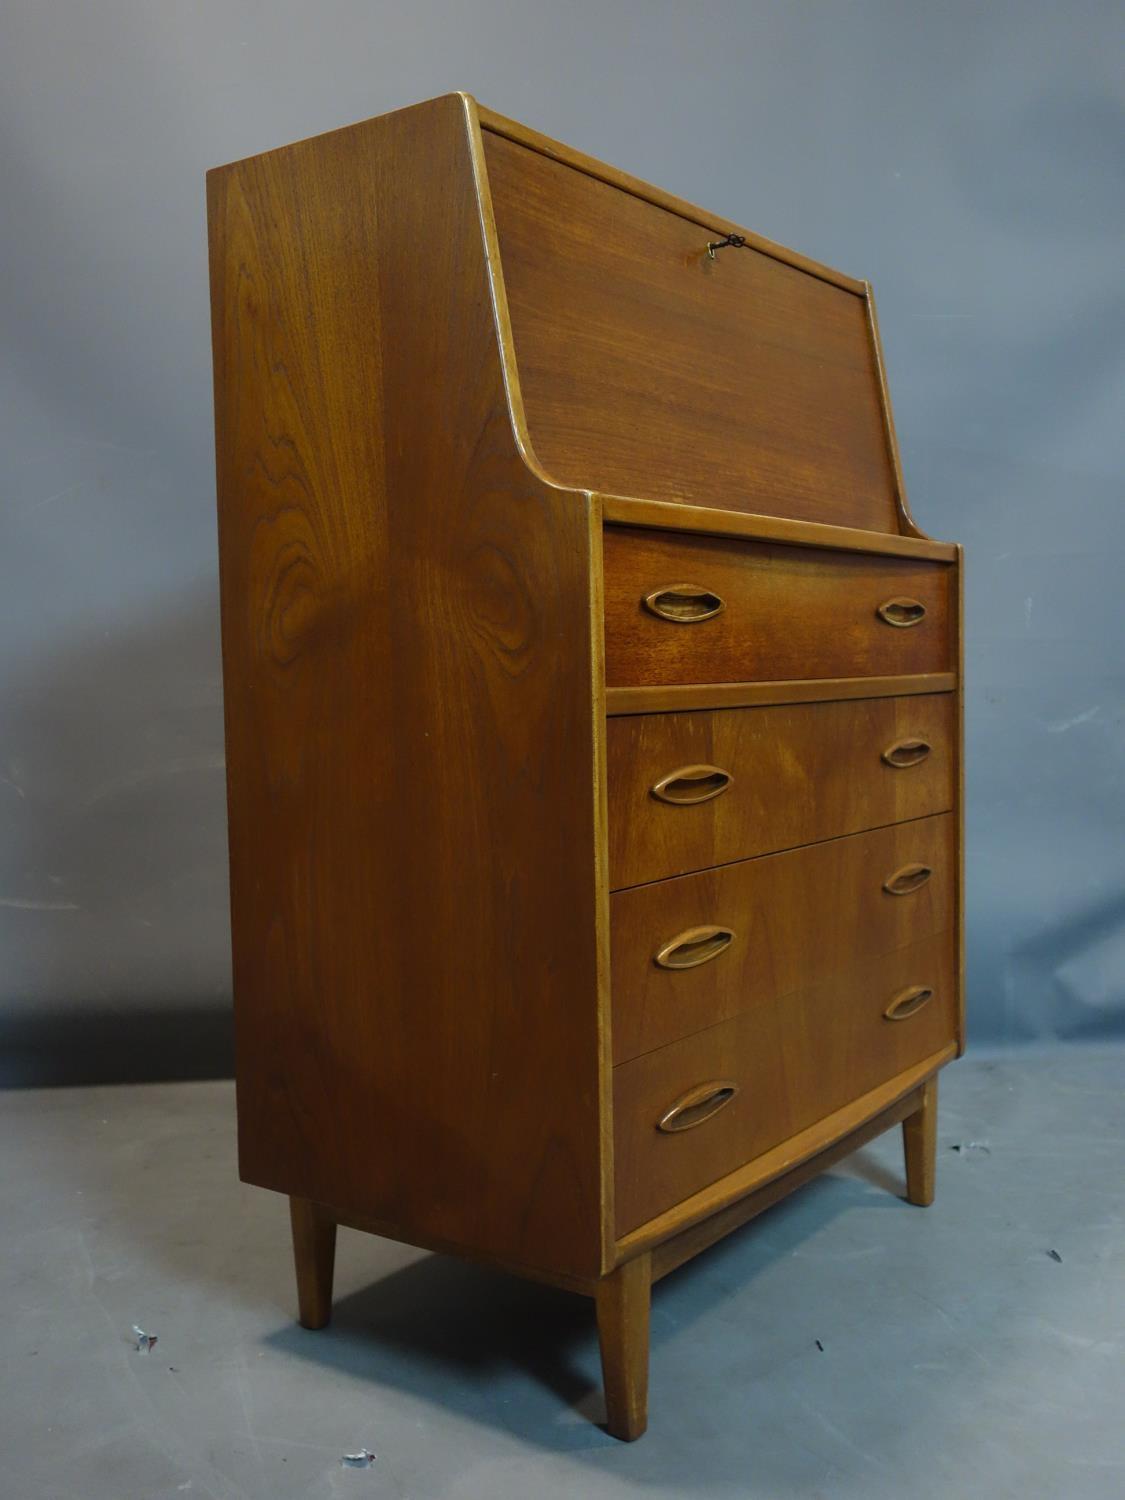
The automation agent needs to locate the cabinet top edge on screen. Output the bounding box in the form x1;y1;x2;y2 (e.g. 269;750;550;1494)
205;91;476;179
205;92;866;297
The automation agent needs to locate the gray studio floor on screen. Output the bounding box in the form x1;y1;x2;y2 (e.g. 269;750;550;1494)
3;1047;1123;1500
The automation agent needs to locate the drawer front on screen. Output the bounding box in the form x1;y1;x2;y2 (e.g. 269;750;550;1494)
608;693;955;889
611;814;954;1063
614;933;956;1235
603;527;952;687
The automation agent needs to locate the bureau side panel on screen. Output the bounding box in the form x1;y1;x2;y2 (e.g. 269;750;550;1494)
207;96;604;1278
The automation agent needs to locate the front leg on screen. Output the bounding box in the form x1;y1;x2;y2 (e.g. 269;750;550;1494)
289;1196;337;1328
903;1076;938;1207
596;1252;652;1441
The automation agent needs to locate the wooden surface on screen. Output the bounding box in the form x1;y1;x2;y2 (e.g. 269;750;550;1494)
477;102;865;295
614;936;957;1234
210;93;964;1435
602;496;957;561
607;694;955;888
605;672;956;715
954;546;967;1053
596;1252;651;1441
603;527;952;687
617;1044;956;1256
611;814;955;1063
485;130;901;531
208;95;607;1280
289;1197;337;1329
649;1085;924;1282
863;285;928;540
903;1076;939;1206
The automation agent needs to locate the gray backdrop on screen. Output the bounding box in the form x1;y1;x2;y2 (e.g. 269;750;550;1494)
2;1;1122;1083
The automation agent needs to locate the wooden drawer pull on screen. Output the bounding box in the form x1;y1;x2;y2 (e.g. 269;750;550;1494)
883;863;933;896
884;985;934;1022
651;764;733;805
882;737;932;769
643;583;725;623
877;596;927;628
657;1080;739;1134
654;925;734;970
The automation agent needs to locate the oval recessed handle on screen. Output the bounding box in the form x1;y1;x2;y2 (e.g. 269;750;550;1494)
654;925;735;971
883;863;933;896
657;1080;739;1133
643;583;725;623
651;764;734;806
877;596;927;628
882;737;932;769
884;985;934;1022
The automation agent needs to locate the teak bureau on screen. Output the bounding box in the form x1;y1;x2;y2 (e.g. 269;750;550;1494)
207;93;964;1440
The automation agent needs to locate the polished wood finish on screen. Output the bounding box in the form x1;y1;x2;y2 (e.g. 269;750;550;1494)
596;1252;652;1441
485;131;900;530
612;815;955;1062
604;527;952;688
619;1045;956;1258
903;1076;939;1206
606;671;956;716
600;494;958;562
864;284;928;540
608;696;955;889
477;103;866;295
613;938;956;1233
290;1197;337;1329
209;93;963;1441
208;95;605;1281
650;1085;923;1281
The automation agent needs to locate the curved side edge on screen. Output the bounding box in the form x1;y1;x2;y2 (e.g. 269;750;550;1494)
458;93;583;500
458;92;616;1268
864;280;930;541
954;543;967;1056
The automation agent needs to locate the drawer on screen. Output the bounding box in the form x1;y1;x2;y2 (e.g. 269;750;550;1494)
603;527;953;687
608;693;955;889
611;814;954;1063
614;932;956;1235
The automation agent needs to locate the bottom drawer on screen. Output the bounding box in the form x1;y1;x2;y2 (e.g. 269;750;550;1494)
613;933;956;1236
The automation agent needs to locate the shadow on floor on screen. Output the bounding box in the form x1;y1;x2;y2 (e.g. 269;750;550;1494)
262;1161;909;1452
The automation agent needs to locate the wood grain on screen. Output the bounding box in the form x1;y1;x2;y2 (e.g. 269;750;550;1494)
607;693;955;888
477;103;865;294
485;131;901;531
600;495;958;562
209;95;606;1280
210;93;964;1437
596;1252;651;1441
903;1075;938;1206
289;1197;336;1329
619;1046;955;1256
605;672;956;716
613;934;956;1234
611;815;955;1063
604;527;952;687
649;1086;924;1281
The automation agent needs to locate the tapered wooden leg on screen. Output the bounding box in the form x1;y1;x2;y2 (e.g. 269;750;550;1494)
289;1196;337;1329
903;1077;938;1207
596;1251;651;1441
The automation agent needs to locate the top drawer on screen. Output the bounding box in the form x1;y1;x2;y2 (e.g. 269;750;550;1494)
603;527;953;687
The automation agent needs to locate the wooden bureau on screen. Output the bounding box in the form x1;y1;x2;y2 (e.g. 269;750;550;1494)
207;93;964;1441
